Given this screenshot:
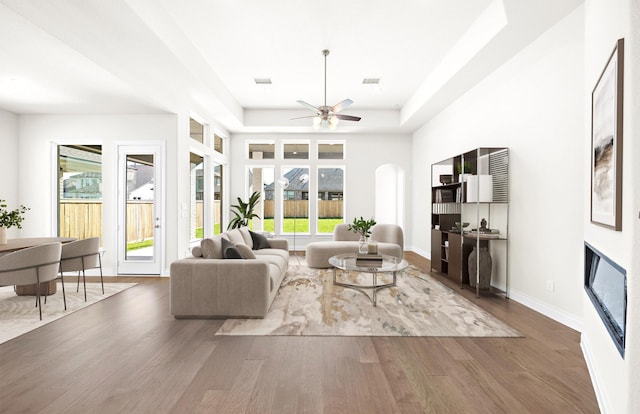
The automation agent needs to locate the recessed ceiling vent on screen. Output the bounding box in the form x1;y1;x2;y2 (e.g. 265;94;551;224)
362;78;380;84
254;78;272;85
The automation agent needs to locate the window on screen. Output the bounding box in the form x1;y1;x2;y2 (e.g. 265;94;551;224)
317;167;344;233
57;145;102;242
214;134;223;153
280;167;309;233
284;143;309;159
244;139;346;236
248;166;274;231
213;164;223;234
190;118;204;143
249;142;275;159
190;153;204;241
318;143;344;159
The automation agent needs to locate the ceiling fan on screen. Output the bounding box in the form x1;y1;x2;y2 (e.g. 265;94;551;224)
293;49;361;129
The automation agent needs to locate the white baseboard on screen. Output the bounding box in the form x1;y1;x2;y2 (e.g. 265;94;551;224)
580;335;610;414
507;288;583;332
408;246;429;259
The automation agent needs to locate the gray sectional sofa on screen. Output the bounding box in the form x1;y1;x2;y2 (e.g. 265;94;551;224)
170;227;289;319
306;224;404;268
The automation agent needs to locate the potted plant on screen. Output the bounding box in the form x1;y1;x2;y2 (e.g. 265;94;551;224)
0;199;30;244
348;216;377;254
227;191;261;230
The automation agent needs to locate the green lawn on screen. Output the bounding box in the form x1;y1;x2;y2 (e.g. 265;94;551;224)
126;239;154;251
262;218;342;233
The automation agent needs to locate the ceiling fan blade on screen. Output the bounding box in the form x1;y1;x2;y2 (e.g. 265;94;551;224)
334;114;361;122
297;100;321;113
290;115;319;120
331;99;353;113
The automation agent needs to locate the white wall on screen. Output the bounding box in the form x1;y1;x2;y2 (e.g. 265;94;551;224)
0;109;19;238
412;7;585;327
582;0;640;412
229;133;413;248
17;114;179;275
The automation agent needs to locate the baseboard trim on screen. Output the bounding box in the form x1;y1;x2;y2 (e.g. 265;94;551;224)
580;335;610;414
408;246;429;259
507;288;583;332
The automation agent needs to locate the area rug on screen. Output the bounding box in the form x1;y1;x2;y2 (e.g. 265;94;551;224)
216;262;520;337
0;282;136;344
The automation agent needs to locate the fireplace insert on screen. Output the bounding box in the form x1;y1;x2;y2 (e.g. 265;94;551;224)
584;242;627;357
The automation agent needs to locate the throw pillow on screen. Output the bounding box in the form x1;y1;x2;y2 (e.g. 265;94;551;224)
191;246;203;257
221;237;243;259
226;228;246;245
249;230;271;250
238;227;254;248
234;243;256;259
200;235;227;259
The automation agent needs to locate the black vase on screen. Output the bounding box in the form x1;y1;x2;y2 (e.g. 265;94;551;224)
468;246;492;289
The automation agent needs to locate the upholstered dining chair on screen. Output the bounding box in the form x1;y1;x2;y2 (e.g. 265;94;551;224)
0;242;63;320
59;237;103;302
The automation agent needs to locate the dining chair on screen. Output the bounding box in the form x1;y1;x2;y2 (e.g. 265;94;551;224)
0;242;63;320
59;237;103;302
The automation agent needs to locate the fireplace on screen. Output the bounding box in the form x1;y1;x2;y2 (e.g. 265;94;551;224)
584;242;627;357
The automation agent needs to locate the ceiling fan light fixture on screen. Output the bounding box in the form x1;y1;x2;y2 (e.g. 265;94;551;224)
329;116;339;129
293;49;361;129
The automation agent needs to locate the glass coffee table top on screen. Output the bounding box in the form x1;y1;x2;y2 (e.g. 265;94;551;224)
329;253;408;306
328;253;408;272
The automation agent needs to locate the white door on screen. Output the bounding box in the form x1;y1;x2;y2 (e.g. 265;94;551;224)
117;145;163;275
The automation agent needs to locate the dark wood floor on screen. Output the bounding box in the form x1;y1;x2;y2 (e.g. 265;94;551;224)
0;252;599;413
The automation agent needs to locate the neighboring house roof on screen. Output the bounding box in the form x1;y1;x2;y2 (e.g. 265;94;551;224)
264;168;343;192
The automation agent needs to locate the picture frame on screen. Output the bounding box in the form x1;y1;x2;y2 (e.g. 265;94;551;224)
591;38;624;231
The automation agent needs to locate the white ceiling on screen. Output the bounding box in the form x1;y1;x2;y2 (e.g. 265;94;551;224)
0;0;583;134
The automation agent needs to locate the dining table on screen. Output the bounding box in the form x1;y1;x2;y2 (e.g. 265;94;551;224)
0;237;76;295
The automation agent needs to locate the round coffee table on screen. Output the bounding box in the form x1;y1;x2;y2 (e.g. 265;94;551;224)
329;253;408;306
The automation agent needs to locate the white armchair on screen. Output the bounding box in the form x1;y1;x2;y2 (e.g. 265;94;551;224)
0;242;63;320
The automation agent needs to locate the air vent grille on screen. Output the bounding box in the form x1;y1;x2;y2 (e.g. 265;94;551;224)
254;78;272;85
362;78;380;84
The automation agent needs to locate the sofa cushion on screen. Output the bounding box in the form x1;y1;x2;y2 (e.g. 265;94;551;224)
250;230;271;250
235;243;256;259
238;227;254;248
226;228;246;245
255;248;289;262
254;250;288;274
201;235;228;259
222;238;243;259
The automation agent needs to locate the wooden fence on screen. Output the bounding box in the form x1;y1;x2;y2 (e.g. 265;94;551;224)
61;200;221;242
60;199;339;241
59;200;103;240
60;200;155;242
126;201;154;242
262;200;343;218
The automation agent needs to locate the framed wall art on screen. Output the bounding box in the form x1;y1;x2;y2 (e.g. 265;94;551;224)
591;38;624;231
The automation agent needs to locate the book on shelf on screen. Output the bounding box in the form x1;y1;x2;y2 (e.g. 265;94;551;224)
434;188;454;203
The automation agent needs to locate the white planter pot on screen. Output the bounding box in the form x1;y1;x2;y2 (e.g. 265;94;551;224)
0;227;7;244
